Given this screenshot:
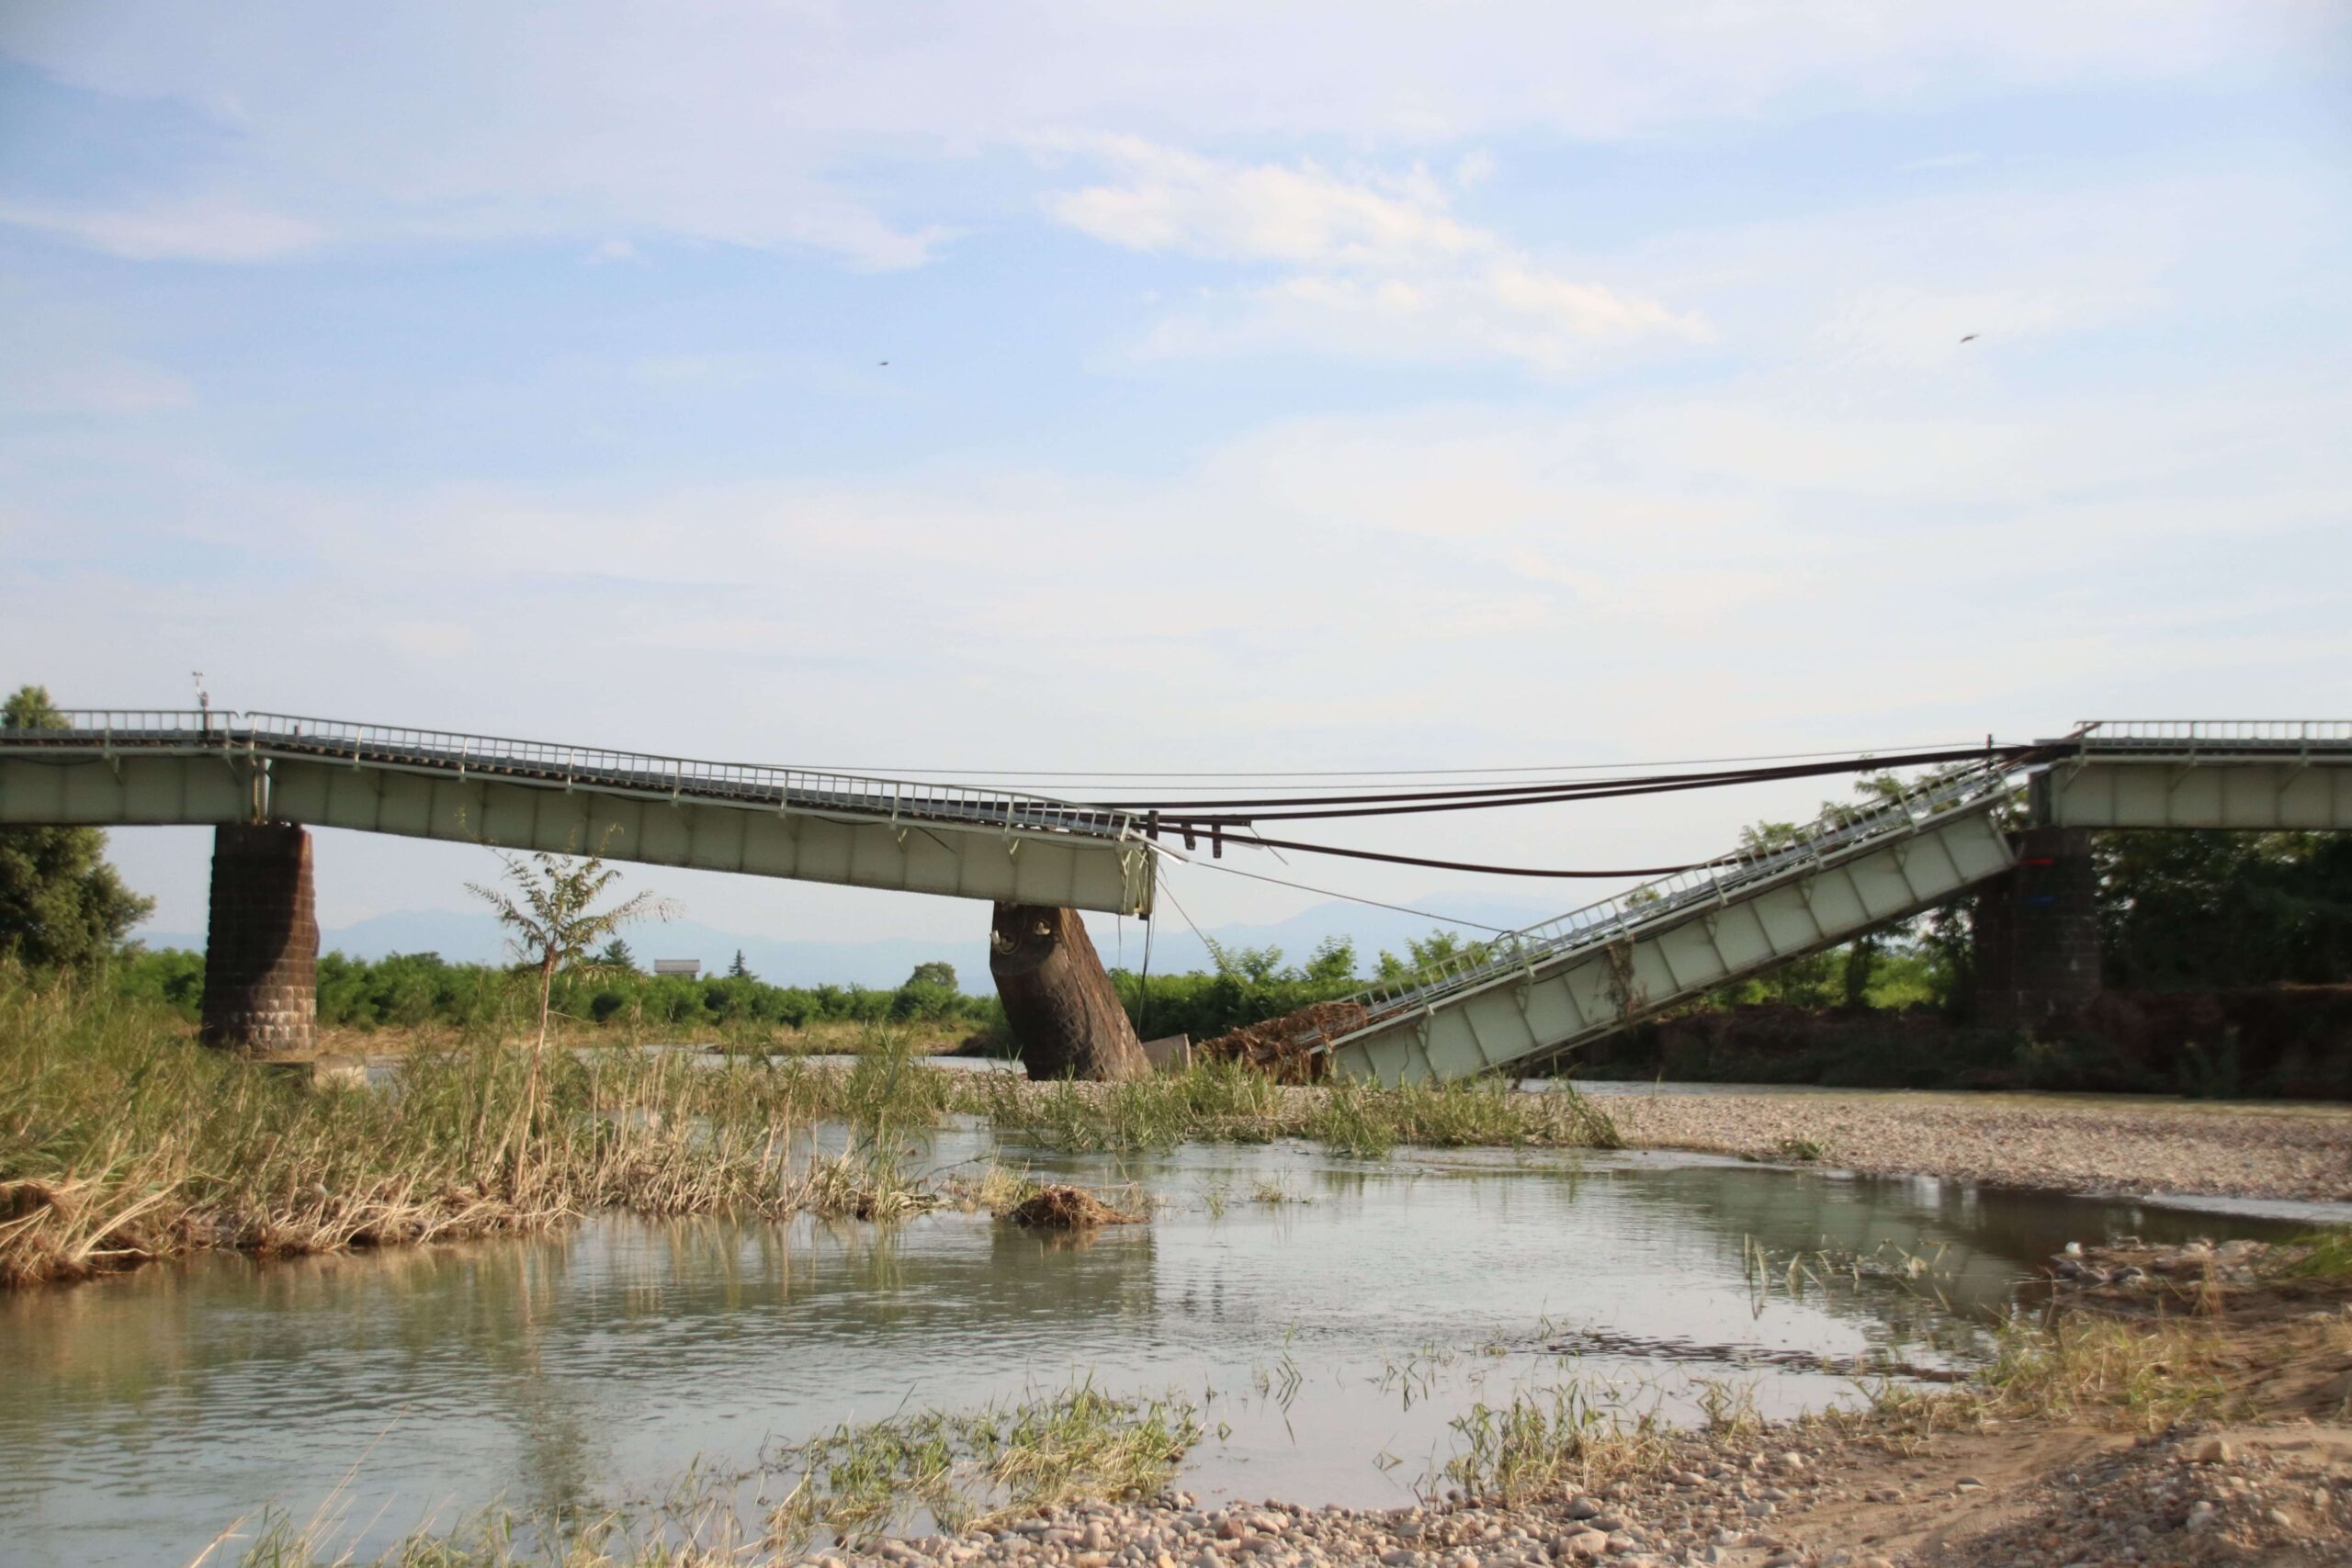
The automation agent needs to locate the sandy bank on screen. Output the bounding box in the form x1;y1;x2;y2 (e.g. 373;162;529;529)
1600;1089;2352;1203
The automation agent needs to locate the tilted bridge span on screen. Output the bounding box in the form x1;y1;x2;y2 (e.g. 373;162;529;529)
1317;722;2352;1084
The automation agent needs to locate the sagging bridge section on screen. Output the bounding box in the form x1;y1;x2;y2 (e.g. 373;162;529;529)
0;711;1156;913
0;710;1153;1057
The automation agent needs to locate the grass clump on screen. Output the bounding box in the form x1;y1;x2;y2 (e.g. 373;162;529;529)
2264;1227;2352;1280
1976;1315;2233;1432
766;1382;1202;1543
1428;1384;1668;1505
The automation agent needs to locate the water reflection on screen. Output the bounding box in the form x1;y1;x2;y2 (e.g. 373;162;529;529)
1;1139;2335;1568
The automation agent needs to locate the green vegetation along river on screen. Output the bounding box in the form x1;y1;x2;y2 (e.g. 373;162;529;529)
3;1123;2337;1567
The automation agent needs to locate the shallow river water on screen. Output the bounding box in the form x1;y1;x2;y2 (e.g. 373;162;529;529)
1;1124;2332;1568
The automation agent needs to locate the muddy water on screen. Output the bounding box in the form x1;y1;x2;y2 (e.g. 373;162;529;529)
0;1130;2332;1568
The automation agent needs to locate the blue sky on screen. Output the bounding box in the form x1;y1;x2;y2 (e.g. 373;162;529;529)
4;3;2349;954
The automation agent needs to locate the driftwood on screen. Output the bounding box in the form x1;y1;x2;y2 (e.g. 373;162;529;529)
989;903;1149;1081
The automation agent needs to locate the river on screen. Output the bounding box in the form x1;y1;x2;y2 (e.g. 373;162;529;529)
1;1120;2332;1567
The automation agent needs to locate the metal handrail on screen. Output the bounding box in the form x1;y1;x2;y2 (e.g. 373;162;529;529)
2;709;1141;841
2075;719;2352;746
1337;757;2023;1028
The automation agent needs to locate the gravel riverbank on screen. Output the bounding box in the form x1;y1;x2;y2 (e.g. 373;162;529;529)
817;1419;2348;1568
1598;1089;2352;1202
795;1239;2352;1568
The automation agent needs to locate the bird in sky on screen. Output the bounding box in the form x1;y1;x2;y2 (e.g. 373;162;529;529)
1959;333;1979;344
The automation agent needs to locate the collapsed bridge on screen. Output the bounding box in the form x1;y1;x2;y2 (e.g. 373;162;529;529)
2;709;2346;1080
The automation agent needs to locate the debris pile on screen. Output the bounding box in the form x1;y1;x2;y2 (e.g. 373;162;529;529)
1003;1185;1142;1229
1196;999;1371;1082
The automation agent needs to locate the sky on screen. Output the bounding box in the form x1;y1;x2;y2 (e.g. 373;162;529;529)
4;3;2349;962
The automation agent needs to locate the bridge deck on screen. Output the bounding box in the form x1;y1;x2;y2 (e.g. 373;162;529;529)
0;711;1156;915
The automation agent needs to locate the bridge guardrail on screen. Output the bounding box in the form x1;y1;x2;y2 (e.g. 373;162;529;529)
2075;719;2352;748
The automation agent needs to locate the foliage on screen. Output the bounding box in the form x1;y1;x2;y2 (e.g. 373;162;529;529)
2098;830;2352;989
0;684;154;969
467;851;678;1052
1119;931;1476;1043
2264;1227;2352;1280
112;945;1006;1042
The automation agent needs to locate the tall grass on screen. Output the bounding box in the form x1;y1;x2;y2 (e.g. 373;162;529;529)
961;1063;1621;1156
0;967;940;1287
1977;1315;2234;1431
3;961;1615;1288
1429;1384;1669;1504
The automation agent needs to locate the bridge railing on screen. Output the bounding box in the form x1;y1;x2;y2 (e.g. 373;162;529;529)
2075;719;2352;749
3;709;231;740
6;710;1142;841
1339;756;2022;1027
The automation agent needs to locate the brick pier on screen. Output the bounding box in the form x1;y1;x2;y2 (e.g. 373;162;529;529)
199;823;320;1056
1972;825;2102;1030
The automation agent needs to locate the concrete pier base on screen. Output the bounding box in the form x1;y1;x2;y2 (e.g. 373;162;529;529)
1972;826;2102;1031
200;823;320;1056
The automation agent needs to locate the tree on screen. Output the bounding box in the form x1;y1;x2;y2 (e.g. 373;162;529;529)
893;961;960;1021
466;851;678;1053
1374;929;1489;984
2098;830;2352;989
595;937;638;973
729;948;752;979
0;685;154;968
1300;936;1357;986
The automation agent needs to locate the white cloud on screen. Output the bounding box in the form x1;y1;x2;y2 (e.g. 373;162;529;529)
1046;140;1483;267
2;1;2325;267
1046;139;1705;368
0;197;322;262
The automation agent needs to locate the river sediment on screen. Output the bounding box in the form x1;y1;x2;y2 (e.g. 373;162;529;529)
1596;1089;2352;1203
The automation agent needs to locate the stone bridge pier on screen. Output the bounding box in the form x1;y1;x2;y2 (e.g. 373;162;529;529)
199;823;320;1057
1971;825;2101;1031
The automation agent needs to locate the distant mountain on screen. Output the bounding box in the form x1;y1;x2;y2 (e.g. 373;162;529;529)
140;891;1572;989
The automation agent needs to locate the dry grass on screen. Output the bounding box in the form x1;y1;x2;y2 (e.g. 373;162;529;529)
1976;1314;2235;1431
1001;1184;1143;1229
0;966;945;1287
